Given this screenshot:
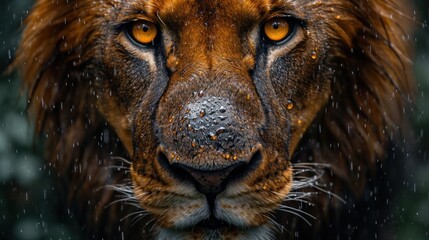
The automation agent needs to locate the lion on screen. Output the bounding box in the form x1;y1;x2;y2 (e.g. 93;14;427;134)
12;0;415;239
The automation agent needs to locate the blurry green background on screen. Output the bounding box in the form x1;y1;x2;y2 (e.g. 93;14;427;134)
0;0;428;239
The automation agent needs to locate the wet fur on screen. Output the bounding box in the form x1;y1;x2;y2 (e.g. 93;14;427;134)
13;0;414;239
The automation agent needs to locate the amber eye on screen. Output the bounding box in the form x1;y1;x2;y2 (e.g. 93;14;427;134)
129;20;158;45
263;17;292;42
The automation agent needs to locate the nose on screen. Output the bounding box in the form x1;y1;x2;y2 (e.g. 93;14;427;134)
157;96;262;195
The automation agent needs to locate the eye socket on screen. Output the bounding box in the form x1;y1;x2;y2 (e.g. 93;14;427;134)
128;20;158;45
263;17;293;43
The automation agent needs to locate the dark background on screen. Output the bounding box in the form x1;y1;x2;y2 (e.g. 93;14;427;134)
1;0;428;239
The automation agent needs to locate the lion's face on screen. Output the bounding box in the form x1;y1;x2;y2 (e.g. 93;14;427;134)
15;0;413;238
96;0;331;237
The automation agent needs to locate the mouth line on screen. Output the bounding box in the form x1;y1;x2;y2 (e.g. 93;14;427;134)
195;216;229;230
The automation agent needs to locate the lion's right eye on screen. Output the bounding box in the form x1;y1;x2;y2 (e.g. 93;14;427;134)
263;17;293;43
128;20;158;45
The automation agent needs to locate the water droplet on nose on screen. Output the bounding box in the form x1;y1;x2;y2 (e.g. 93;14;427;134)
286;100;294;110
215;127;226;135
219;106;226;113
198;146;205;153
209;133;217;141
191;139;198;148
198;90;204;97
311;51;317;60
200;110;206;117
223;154;231;160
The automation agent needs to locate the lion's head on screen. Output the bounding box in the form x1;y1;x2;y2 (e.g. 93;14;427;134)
13;0;414;239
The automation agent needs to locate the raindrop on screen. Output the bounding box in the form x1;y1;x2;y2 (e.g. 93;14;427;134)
191;140;198;148
219;106;226;113
199;110;206;117
209;133;217;141
198;90;204;97
215;127;226;135
286;100;294;110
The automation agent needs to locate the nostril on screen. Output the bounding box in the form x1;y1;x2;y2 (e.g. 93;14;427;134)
226;149;263;183
246;149;263;172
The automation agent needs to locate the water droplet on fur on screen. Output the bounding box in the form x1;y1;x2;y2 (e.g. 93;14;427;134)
191;140;198;148
286;101;294;110
311;52;317;59
223;154;231;159
169;116;174;123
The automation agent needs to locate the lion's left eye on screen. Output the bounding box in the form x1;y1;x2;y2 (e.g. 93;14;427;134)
263;17;293;43
128;20;158;45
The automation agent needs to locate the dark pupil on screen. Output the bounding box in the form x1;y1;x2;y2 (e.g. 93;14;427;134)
142;24;149;32
272;22;279;30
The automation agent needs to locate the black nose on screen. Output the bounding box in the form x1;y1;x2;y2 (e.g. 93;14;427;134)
157;96;262;195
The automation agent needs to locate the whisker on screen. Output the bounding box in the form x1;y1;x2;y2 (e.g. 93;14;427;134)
279;204;316;220
111;156;132;165
283;197;315;206
267;213;287;235
120;210;149;222
276;208;312;226
308;182;346;204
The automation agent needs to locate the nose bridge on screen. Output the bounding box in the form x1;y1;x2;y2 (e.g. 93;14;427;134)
173;12;244;78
